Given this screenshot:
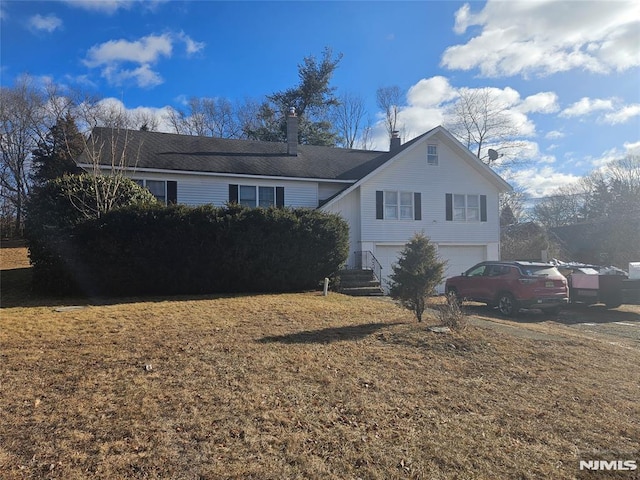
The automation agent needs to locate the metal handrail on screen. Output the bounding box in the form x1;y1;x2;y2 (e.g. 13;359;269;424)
348;250;382;282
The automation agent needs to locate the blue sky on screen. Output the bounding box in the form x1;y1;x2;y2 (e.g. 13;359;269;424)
1;0;639;198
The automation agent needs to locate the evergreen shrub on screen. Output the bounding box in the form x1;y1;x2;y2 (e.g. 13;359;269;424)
28;200;349;296
25;174;158;294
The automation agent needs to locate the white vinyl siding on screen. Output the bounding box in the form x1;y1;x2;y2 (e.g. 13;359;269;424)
126;172;319;208
357;135;501;246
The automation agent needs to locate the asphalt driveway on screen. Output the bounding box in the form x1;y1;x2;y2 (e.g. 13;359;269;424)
465;302;640;348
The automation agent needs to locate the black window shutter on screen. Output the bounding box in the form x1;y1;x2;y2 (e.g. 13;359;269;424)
229;184;238;203
414;192;422;220
376;191;384;219
480;195;487;222
276;187;285;208
445;193;453;221
167;181;177;204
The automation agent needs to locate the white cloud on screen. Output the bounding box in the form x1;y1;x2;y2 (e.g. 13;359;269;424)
517;92;559;114
84;32;204;88
503;166;582;198
560;97;615;118
545;130;564;140
64;0;169;14
624;141;640;156
441;0;640;77
177;31;205;56
602;104;640;125
406;76;457;108
63;0;133;14
85;34;173;67
366;77;556;158
92;97;175;132
102;64;164;88
29;13;62;33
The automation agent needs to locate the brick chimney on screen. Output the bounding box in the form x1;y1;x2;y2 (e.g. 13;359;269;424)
287;107;298;156
390;130;401;152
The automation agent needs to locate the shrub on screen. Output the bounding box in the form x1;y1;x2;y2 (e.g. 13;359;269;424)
30;202;349;297
437;294;468;331
388;233;446;322
25;174;157;294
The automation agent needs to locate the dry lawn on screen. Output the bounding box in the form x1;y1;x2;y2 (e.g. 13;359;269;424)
1;243;639;479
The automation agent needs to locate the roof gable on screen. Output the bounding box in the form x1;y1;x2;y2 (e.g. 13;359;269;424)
320;126;512;209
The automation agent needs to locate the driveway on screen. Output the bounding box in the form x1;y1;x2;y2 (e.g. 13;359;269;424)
464;303;640;348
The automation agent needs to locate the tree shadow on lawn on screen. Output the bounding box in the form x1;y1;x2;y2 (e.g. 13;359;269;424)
258;322;404;344
0;266;286;309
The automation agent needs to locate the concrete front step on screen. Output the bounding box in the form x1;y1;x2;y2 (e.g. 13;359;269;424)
340;286;385;296
339;269;384;296
340;279;381;288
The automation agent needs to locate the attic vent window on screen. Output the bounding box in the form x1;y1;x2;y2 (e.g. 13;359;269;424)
427;144;438;165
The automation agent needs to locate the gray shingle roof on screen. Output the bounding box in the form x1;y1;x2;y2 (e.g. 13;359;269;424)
79;128;413;181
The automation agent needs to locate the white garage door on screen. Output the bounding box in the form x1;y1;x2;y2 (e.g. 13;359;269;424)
374;245;404;293
438;245;487;289
375;244;487;294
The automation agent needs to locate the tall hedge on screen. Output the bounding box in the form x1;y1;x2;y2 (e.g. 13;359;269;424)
28;201;349;296
25;174;158;294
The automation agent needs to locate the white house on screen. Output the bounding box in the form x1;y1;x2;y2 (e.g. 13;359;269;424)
78;113;512;293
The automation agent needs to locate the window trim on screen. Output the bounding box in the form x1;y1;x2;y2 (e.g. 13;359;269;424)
229;184;284;208
427;144;438;166
133;179;175;205
382;190;415;221
446;193;487;222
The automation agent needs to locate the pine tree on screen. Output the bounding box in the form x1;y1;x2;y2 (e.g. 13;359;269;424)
31;113;84;186
388;233;446;322
247;47;342;146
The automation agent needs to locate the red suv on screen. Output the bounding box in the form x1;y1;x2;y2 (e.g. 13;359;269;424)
445;261;569;316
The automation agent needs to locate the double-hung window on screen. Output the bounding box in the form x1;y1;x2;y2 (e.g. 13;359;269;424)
427;144;438;166
146;180;167;204
258;186;275;208
239;185;257;207
399;192;414;220
446;193;487;222
239;186;275;208
384;191;399;219
229;184;284;208
132;179;177;205
376;191;421;220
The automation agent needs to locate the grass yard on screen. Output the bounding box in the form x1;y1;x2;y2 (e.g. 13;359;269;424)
1;242;639;479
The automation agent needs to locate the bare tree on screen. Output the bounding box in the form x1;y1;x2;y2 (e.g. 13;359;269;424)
164;96;241;138
376;86;403;140
531;189;586;229
446;87;524;165
0;76;55;232
499;189;527;226
236;97;263;139
66;92;147;218
359;118;376;150
332;92;368;148
130;110;160;132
